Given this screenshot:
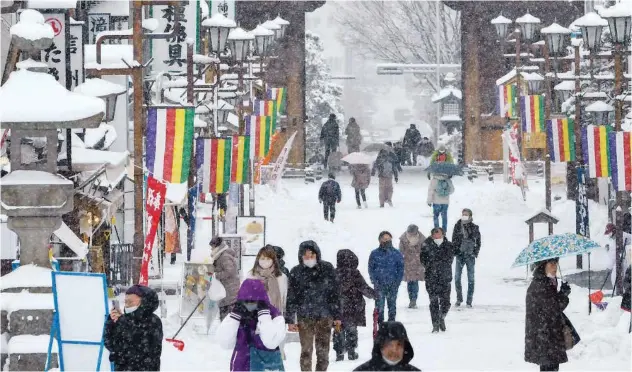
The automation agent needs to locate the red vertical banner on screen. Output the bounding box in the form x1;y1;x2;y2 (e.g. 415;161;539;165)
139;176;167;286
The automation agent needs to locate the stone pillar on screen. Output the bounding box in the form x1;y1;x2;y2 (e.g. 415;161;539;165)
8;216;60;268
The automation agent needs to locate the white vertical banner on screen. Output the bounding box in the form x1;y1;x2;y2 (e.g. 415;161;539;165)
88;13;110;44
151;1;200;73
271;132;298;191
69;20;84;90
42;13;66;85
208;0;235;19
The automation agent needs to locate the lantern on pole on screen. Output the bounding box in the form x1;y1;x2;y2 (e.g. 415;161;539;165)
202;13;236;55
541;22;571;56
516;12;541;42
491;14;512;40
574;12;607;52
600;2;632;46
227;27;254;63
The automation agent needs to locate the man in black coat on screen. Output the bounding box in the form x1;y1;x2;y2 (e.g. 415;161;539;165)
402;124;422;166
451;208;482;307
354;321;420;371
320;113;340;166
318;172;342;223
287;240;341;371
104;285;163;372
420;227;455;333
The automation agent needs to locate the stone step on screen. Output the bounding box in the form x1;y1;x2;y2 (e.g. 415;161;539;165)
7;335;58;371
3;293;54;336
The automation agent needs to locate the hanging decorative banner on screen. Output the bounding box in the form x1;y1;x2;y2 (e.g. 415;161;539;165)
582;125;611;178
146;107;195;184
197;137;232;194
497;84;517;118
252;99;278;135
151;1;200;72
230;135;251;184
576;166;590;238
267;87;287;116
546;118;576;162
245;116;272;159
139;176;167;286
520;95;545;133
608;131;632;191
42;13;67;85
270;132;298;191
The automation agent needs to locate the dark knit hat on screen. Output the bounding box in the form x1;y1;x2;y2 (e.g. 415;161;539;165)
378;231;392;240
210;237;223;248
328;172;336;180
126;284;146;297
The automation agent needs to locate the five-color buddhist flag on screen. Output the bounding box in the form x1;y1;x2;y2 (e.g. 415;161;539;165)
608;131;632;191
582;125;611;178
253;99;277;135
498;84;517;118
197;137;232;194
230;135;251;184
245;115;272;159
146;107;194;184
267;87;287;115
546;118;575;162
520;95;545;133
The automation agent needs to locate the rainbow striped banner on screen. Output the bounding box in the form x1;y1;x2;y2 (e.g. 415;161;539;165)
582;125;611;178
546;118;576;162
608;131;632;191
520;95;545;133
498;84;517;118
253;99;277;136
245;115;272;159
146;107;194;184
267;87;287;115
230;135;251;184
196;137;231;194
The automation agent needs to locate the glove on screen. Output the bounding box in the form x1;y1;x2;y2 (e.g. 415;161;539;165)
257;302;271;318
319;199;322;204
560;282;571;296
428;203;432;207
231;303;249;320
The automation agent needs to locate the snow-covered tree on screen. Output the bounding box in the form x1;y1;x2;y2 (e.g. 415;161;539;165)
305;31;344;160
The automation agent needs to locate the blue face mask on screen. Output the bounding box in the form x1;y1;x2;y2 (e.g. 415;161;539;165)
244;302;258;312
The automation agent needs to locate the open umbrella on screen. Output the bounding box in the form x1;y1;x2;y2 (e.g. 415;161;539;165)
363;143;389;153
341;151;377;165
427;162;463;177
511;233;601;268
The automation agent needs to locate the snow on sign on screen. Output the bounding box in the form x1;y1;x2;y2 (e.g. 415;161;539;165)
42;13;67;85
151;1;199;73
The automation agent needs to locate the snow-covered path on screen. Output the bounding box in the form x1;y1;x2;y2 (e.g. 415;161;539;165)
160;169;630;371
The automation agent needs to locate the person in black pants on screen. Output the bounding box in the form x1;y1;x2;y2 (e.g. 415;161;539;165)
318;173;342;223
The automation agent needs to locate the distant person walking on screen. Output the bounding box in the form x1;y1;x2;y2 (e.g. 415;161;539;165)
210;237;241;320
345;117;362;153
369;231;404;325
452;208;481;307
372;149;401;208
402;124;422;166
427;173;455;233
318;173;342;223
399;224;425;309
321;113;340;166
349;163;371;209
420;228;455;333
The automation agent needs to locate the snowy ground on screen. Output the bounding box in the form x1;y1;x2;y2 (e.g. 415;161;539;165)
154;168;630;371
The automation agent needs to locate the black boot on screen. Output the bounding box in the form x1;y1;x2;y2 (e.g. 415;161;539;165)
439;318;446;332
348;350;358;360
336;353;344;362
432;323;440;333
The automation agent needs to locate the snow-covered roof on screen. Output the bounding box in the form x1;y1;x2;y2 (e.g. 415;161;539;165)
251;24;274;37
432;85;462;103
193;54;220;64
262;20;281;31
585;101;614;112
27;0;76;9
201;12;237;28
54;222;88;258
516;13;541;24
526;209;559;223
74;78;126;98
496;68;532;86
554;80;575;91
273;15;290;26
440;115;462;122
574;12;608;27
84;44;133;70
583;92;608;99
0;264;52;291
10;9;54;41
15;58;48;70
491;14;512;24
88;0;129;17
58;147;128;169
227;27;254;41
0;170;73;186
0;69;105;125
599;2;632;18
540;23;571;34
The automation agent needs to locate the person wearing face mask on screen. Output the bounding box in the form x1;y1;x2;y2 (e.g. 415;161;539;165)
451;208;481;308
399;224;426;309
525;258;571;372
217;279;286;371
369;231;404;325
286;240;341;371
210;237;241;320
353;321;420;371
420;227;455;333
104;285;163;372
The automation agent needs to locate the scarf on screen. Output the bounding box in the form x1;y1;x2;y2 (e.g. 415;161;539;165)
406;232;420;246
211;243;228;262
252;266;283;312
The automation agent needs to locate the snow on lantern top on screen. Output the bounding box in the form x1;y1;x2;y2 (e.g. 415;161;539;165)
262;20;281;31
74;78;126;98
574;12;608;27
252;24;275;37
515;13;541;25
585;101;614;112
272;15;290;26
491;14;512;24
0;69;105;128
10;9;53;41
201;12;237;28
540;23;571;35
599;1;632;18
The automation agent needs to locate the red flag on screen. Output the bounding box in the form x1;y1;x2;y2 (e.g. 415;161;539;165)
139;176;167;286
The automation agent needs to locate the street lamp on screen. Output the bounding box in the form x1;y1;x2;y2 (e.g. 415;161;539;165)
272;14;290;38
525;72;544;94
540;23;571;56
251;24;274;57
585;100;614;125
491;14;512;40
227;27;254;63
202;12;236;55
600;2;632;45
262;20;281;40
554;80;574;102
74;78;126;122
574;12;608;52
516;12;541;42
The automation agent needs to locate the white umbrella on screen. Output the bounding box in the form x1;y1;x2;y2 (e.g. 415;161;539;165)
341;152;377;165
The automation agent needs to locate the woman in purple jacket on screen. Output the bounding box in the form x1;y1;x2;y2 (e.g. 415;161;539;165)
217;279;286;371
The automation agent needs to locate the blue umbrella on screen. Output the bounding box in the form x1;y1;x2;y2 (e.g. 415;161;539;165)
427;162;463;177
511;233;601;268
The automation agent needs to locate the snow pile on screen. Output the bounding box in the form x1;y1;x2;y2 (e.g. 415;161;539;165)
15;58;48;70
0;265;52;291
8;335;58;353
74;78;126;98
84;123;117;149
27;0;77;9
2;291;54;314
10;9;53;41
0;170;73;186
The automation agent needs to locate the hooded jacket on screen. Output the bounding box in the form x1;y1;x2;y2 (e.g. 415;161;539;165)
213;244;241;308
336;249;376;326
403;127;421;148
420;237;455;293
368;243;404;288
286;240;341;322
104;286;163;372
399;232;426;282
272;246;290;278
217;279;286;372
354;321;420;371
349;164;371;190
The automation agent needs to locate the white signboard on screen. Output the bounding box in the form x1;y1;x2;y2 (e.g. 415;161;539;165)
208;0;235;20
151;1;200;73
42;13;67;86
88;13;110;44
69;22;84;90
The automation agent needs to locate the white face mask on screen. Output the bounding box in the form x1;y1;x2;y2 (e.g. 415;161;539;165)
461;216;470;222
433;238;444;246
124;305;139;314
382;357;402;366
546;273;556;279
304;259;317;268
259;258;273;269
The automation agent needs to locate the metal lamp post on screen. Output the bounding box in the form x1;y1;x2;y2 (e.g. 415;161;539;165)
262;20;281;41
272;14;290;38
203;12;237;56
574;12;607;53
585;100;614;125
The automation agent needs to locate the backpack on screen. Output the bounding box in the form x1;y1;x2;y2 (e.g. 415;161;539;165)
325;180;337;197
435;179;450;197
380;161;393;178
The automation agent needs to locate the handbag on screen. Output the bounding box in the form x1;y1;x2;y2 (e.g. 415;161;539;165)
249;345;285;371
561;313;580;350
208;276;227;301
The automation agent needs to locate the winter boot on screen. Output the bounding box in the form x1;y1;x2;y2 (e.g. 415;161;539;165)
439;318;446;332
466;304;473;308
455;301;461;307
387;201;393;207
336;353;344;362
408;300;417;309
432;324;440;333
357;205;362;209
348;350;359;361
363;201;368;208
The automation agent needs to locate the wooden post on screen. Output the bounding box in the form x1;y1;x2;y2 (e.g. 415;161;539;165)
574;44;583;269
186;42;195;261
238;62;245;217
614;44;624;294
529;223;534;243
542;43;553;214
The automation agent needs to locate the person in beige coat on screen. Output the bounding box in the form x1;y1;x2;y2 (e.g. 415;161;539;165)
399;224;426;309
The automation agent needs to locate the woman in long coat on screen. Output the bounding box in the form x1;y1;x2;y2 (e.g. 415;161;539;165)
349;163;371;209
525;258;570;371
210;237;241;320
399;224;425;309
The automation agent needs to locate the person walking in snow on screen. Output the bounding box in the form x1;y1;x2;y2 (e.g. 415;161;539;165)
217;279;287;372
345;117;362;153
349;163;371;209
318;173;342;223
248;246;288;322
430;145;454;164
372;149;400;208
452;208;481;307
399;224;426;309
327;149;343;176
334;249;376;362
210;237;240;320
369;231;404;325
403;124;422;166
321;113;340;166
353;321;420;371
420;228;455;333
287;240;341;371
524;258;571;372
104;285;163;372
427;173;455;233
